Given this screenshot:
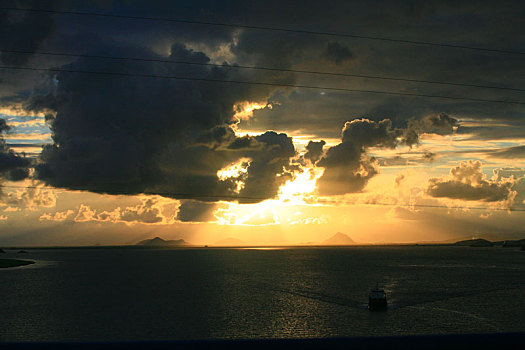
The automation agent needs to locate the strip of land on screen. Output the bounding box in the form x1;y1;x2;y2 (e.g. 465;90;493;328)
0;259;35;268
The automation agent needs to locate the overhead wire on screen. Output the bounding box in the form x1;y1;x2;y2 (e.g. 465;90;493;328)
1;8;524;213
1;48;523;93
1;65;524;105
1;184;525;212
1;6;524;56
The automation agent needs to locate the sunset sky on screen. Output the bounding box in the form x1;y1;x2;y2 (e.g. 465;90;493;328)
0;1;524;246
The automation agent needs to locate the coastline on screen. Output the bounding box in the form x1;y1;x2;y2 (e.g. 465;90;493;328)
0;259;35;269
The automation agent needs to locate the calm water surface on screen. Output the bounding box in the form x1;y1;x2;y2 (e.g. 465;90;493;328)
1;246;524;341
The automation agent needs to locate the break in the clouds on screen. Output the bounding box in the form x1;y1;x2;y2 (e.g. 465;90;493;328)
427;161;514;203
0;119;32;181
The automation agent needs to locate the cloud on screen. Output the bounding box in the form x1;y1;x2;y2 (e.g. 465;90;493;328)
316;118;399;195
74;204;96;222
422;151;436;162
492;168;525;206
0;10;55;65
0;1;521;210
0;119;32;180
427;160;513;202
236;131;296;202
28;42;297;203
304;140;326;164
119;197;173;224
48;196;177;224
403;113;457;146
322;42;353;65
176;200;220;222
314;115;458;195
0;183;56;210
2;2;524;141
487;145;525;159
39;209;74;222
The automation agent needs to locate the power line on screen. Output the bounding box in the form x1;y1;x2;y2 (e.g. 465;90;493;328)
3;48;524;93
1;6;524;56
2;184;525;212
2;65;524;105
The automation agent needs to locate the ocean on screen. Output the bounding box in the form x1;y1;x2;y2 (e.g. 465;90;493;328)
1;246;524;341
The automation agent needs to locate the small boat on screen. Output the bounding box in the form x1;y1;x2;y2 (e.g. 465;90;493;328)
368;285;387;311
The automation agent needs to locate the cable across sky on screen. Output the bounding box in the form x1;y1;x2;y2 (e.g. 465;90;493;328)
2;65;524;105
1;6;524;56
2;48;523;93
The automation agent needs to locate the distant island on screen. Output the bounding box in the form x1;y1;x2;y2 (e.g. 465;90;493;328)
136;237;189;246
453;238;525;248
0;259;35;268
454;238;494;247
322;232;356;245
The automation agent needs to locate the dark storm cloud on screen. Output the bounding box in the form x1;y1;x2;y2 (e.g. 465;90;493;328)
427;161;513;202
342;118;400;147
0;0;523;206
27;40;296;202
229;1;524;139
0;119;31;180
234;131;296;203
322;42;353;65
0;8;55;65
0;119;9;133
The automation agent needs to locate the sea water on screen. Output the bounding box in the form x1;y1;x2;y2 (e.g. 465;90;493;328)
1;246;524;341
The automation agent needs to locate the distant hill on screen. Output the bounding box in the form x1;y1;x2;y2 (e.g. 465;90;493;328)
213;237;246;246
454;238;493;247
500;239;525;247
136;237;188;246
418;233;503;245
322;232;355;245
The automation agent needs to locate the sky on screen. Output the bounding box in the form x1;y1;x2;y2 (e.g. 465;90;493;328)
0;0;524;246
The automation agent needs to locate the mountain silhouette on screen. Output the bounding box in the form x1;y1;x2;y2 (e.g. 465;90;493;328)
322;232;355;245
136;237;188;246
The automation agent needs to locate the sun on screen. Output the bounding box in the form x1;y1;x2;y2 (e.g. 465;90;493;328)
278;167;324;204
214;165;324;225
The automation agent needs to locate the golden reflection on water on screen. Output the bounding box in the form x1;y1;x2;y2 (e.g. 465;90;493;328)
236;247;286;250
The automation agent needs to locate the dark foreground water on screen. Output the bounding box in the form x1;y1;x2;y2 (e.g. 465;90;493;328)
1;246;524;341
